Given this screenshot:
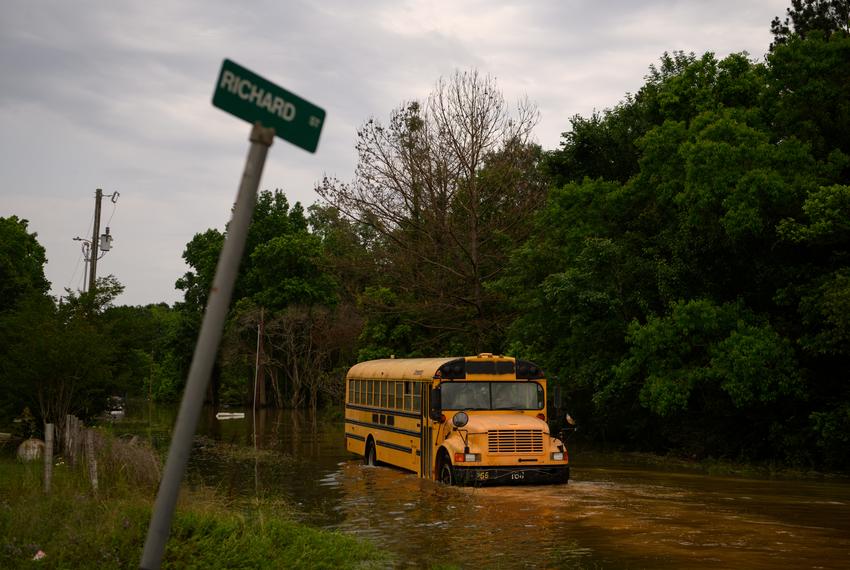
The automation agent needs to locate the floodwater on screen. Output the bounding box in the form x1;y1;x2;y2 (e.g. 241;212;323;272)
122;404;850;569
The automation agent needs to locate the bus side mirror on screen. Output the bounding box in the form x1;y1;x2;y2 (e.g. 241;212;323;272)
429;387;442;421
552;385;562;410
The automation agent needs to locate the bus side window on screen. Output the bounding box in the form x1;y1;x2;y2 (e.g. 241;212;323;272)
413;382;422;413
394;382;402;409
380;381;388;408
404;382;412;411
349;379;354;403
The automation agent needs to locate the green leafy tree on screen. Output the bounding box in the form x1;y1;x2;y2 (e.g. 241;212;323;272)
175;228;224;315
770;0;850;47
1;275;124;428
503;33;850;466
767;32;850;171
100;302;183;400
174;189;358;408
248;233;337;310
0;216;49;312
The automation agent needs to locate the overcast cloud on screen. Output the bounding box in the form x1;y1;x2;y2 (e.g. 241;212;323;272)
1;0;789;306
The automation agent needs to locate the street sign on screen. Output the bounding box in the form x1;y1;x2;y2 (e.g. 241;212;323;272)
212;59;325;153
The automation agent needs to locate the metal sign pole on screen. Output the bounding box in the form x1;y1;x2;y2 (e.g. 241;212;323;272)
140;122;274;570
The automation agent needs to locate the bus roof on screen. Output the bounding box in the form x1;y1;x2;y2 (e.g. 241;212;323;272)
345;354;545;381
346;357;458;380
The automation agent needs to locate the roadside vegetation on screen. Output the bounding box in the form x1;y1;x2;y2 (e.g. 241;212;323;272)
0;437;387;569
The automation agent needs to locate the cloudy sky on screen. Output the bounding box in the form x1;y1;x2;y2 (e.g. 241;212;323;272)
1;0;790;306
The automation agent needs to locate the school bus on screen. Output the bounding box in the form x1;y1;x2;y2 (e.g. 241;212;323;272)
344;353;570;485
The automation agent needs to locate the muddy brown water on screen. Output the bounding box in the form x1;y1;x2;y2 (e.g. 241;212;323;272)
123;404;850;569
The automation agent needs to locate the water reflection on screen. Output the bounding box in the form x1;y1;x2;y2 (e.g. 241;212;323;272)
120;404;850;569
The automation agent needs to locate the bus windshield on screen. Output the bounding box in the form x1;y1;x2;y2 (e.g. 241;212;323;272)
441;382;543;411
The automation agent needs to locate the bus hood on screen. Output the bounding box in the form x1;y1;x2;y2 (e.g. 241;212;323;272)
461;413;549;434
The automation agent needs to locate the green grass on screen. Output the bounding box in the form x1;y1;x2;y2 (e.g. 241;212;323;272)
0;457;388;569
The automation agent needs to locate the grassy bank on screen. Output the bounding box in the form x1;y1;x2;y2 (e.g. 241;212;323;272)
0;451;387;569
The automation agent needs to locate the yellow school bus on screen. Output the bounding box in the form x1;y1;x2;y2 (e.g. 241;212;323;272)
344;353;569;485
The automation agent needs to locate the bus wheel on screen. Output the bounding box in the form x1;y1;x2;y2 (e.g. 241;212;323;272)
364;440;376;466
439;459;453;485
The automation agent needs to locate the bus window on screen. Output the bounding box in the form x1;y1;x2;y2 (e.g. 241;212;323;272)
404;382;413;411
394;382;403;409
413;383;421;413
442;382;490;410
440;382;544;410
380;381;388;408
491;382;544;410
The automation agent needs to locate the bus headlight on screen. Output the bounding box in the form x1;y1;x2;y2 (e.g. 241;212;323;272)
551;451;564;461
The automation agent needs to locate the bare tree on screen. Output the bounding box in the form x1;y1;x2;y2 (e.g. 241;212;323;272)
264;305;361;413
318;70;545;350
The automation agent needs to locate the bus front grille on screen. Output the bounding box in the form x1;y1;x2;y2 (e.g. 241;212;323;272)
488;429;544;453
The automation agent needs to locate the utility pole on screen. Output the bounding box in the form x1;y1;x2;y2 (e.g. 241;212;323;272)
88;188;103;294
74;189;118;296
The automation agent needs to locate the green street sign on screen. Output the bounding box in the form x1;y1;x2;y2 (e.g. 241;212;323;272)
212;59;326;153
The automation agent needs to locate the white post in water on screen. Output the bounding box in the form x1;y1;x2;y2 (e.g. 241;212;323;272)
140;123;274;570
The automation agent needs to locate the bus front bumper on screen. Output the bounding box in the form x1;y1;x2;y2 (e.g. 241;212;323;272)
451;464;569;486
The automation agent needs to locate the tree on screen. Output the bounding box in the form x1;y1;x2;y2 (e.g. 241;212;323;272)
0;216;49;313
318;70;545;353
175;190;310;315
766;31;850;171
501;41;850;465
175;228;224;315
307;203;380;305
248;232;337;310
770;0;850;47
99;302;183;400
1;275;125;428
174;189;363;408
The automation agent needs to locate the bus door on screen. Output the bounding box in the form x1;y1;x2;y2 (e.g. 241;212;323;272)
420;381;433;479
